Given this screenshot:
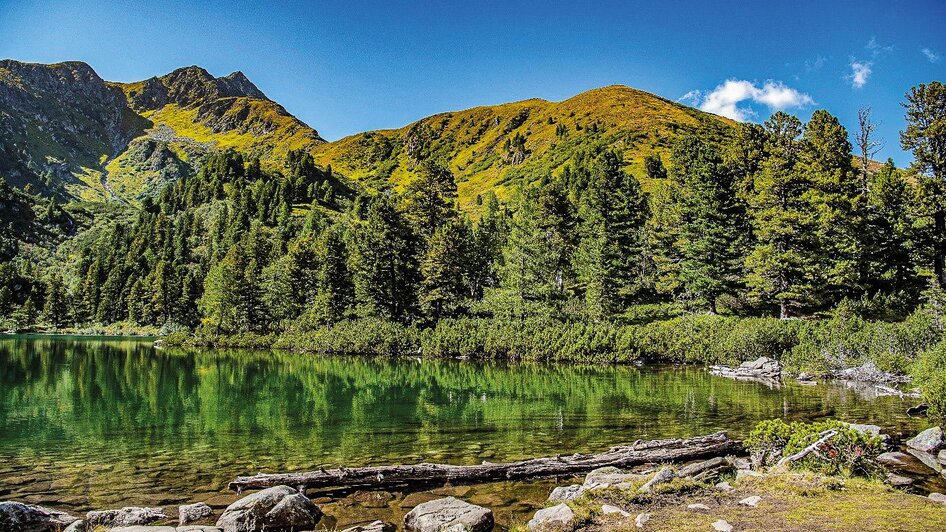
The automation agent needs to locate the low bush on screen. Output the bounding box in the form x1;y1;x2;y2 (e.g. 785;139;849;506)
745;419;884;477
913;339;946;421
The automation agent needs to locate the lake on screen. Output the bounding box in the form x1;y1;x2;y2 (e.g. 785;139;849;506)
0;335;928;525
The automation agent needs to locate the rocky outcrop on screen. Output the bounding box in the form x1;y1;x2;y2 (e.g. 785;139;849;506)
527;503;574;531
86;506;166;528
215;486;321;532
906;427;944;453
0;501;78;532
403;497;493;532
829;362;911;384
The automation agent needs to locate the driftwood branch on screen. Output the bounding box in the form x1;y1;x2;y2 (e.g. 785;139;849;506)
777;429;837;466
228;431;743;493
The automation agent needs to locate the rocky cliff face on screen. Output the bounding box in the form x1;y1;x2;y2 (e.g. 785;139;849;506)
0;61;324;201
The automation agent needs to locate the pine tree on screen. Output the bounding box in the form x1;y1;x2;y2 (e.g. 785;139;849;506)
402;161;458;244
672;136;748;312
744;112;817;318
42;275;69;327
420;217;473;319
315;225;354;323
352;194;420;321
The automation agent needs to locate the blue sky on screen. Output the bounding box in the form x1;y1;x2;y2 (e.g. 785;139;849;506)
1;0;943;164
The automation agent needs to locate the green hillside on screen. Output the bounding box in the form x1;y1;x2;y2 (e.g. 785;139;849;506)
313;85;736;207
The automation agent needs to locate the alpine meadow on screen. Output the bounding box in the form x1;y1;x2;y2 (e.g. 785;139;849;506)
2;2;946;531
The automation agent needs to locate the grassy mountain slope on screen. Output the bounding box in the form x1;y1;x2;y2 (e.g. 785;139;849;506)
313;85;736;207
0;61;327;202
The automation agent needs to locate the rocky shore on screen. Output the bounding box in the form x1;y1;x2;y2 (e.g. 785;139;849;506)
3;425;945;532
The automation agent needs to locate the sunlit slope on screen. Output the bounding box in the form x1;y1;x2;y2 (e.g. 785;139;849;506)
313;85;736;207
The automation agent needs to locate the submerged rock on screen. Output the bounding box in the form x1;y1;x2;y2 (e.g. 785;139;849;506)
403;497;493;532
216;485;321;532
86;506;166;528
0;502;78;532
906;427;944;453
527;503;574;531
876;452;938;475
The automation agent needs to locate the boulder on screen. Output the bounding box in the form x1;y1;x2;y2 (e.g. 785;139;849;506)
86;507;166;528
713;520;734;532
601;504;629;517
638;466;675;493
876;452;938;475
710;357;781;380
635;513;650;528
938;450;946;466
527;503;574;531
906;427;944;453
547;484;584;502
179;503;214;525
216;486;321;532
110;527;176;532
830;362;911;384
0;502;78;532
886;473;914;487
403;497;493;532
906;449;943;473
341;521;396;532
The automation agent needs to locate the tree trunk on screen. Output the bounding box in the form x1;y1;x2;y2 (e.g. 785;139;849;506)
228;431;742;493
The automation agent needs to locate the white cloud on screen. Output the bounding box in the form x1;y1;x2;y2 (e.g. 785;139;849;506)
690;79;814;122
922;48;940;63
866;37;894;57
677;89;702;104
847;60;872;89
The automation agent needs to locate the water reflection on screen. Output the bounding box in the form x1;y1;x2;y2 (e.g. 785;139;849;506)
0;335;924;512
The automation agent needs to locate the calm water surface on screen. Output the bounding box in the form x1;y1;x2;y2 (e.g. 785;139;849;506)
0;335;927;520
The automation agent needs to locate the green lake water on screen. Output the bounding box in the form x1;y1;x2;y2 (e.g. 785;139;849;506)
0;335;929;524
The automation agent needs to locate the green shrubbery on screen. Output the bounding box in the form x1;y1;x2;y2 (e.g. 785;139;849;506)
745;419;885;477
914;339;946;420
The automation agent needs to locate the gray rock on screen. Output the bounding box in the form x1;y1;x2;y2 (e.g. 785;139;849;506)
403;497;493;532
929;493;946;505
739;495;762;507
907;448;943;473
732;457;752;470
830;362;911;384
715;481;733;491
601;504;629;517
110;527;176;532
638;466;675;493
176;527;223;532
876;452;938;475
736;469;764;480
686;503;710;511
179;503;213;526
340;521;396;532
906;427;944;453
582;466;648;489
216;486;321;532
547;484;584;502
87;507;166;528
844;423;883;436
0;502;78;532
64;521;85;532
635;513;650;528
938;450;946;465
711;357;781;380
527;503;574;531
713;520;734;532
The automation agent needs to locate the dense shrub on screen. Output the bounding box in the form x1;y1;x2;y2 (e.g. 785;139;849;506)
745;419;884;477
913;339;946;421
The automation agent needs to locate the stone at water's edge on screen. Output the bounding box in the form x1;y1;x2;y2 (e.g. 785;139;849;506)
86;506;166;528
340;520;396;532
215;485;321;532
906;427;944;453
527;503;574;531
110;527;177;532
0;501;78;532
547;484;584;502
179;502;214;525
403;497;493;532
876;452;939;476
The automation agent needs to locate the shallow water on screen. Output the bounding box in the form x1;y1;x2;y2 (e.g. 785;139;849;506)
0;335;930;524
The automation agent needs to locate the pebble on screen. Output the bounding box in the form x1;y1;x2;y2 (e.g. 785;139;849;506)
686;503;710;511
601;504;629;517
930;492;946;505
739;495;762;507
635;512;651;528
713;520;734;532
715;481;733;491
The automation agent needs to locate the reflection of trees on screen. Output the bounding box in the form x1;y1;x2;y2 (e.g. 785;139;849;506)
0;338;922;474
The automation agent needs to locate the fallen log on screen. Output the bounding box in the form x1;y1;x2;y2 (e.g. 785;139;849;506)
228;431;743;493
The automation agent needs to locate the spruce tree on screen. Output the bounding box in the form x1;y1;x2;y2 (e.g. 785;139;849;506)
420;217;472;319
